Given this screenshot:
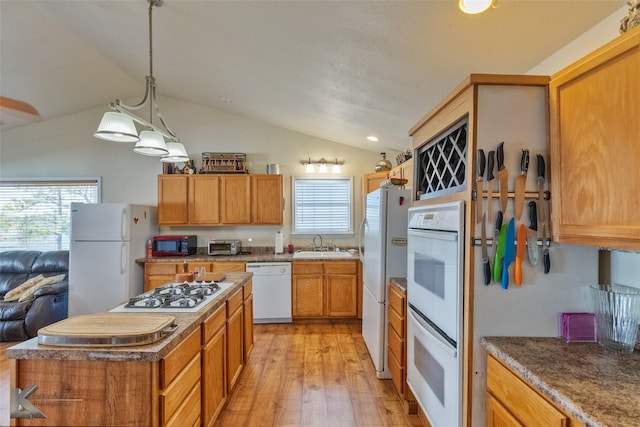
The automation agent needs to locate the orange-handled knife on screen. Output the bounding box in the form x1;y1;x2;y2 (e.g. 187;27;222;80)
515;224;527;285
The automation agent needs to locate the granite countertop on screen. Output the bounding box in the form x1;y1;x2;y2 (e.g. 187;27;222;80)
482;337;640;427
7;273;252;363
389;277;407;291
137;246;360;264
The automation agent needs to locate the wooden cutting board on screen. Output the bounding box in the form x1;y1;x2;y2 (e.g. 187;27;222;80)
38;313;176;347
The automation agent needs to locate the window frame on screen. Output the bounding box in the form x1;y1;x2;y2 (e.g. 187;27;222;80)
0;177;102;251
291;175;354;236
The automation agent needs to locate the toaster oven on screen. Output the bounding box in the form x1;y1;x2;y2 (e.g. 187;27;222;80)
208;240;242;256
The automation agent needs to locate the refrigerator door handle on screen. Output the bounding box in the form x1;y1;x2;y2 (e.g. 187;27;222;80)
120;208;128;241
120;242;127;275
358;217;366;258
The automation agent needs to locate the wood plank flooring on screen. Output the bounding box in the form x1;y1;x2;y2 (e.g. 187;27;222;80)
0;321;422;427
215;321;422;427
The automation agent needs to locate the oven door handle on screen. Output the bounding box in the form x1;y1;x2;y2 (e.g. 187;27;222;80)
409;308;457;358
408;228;457;242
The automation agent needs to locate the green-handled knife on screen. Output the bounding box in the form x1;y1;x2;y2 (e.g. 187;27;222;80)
493;223;507;283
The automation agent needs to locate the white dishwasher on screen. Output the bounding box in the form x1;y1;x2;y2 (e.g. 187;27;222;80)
246;262;292;323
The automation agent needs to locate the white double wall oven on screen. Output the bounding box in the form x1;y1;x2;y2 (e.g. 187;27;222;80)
406;201;465;427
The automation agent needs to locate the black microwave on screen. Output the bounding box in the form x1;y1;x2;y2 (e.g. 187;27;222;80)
152;235;197;257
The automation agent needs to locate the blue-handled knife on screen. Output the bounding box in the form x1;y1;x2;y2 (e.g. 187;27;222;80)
501;217;515;289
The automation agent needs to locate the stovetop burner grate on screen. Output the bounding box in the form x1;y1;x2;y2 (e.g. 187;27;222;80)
124;281;222;310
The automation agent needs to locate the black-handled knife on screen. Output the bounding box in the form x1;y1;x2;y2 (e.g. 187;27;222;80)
515;149;530;220
527;201;539;266
486;150;495;223
481;213;491;285
496;142;508;213
476;149;486;224
543;191;551;274
496;142;505;171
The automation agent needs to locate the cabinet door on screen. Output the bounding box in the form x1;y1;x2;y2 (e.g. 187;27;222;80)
158;175;189;225
363;171;389;194
220;175;251;224
189;175;220;225
145;262;179;291
292;274;324;317
226;289;244;392
549;30;640;250
486;393;523;427
202;324;226;427
326;274;357;317
251;174;283;225
243;292;254;361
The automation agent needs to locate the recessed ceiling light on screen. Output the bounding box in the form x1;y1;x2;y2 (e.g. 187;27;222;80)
367;136;379;142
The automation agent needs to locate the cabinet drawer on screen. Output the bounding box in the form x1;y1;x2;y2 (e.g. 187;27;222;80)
213;261;245;272
487;356;569;426
388;284;405;317
293;261;323;275
147;263;179;275
202;304;226;344
161;328;201;389
243;280;253;300
325;261;356;274
160;353;200;423
388;347;404;395
387;324;404;363
388;305;404;337
164;380;201;427
226;287;243;317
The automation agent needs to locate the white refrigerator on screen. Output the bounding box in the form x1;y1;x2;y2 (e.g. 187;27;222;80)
69;203;158;316
360;187;410;379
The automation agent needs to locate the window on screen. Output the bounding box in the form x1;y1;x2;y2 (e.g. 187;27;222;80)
0;178;101;251
292;176;353;234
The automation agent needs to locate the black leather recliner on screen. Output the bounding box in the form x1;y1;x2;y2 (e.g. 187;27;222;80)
0;250;69;341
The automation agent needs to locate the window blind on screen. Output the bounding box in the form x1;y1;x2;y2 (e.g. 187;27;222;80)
293;177;352;234
0;178;100;251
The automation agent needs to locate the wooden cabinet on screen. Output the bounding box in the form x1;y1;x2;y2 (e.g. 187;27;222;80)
325;261;357;317
160;328;201;427
189;175;220;224
292;261;358;318
549;28;640;251
220;175;251;224
486;355;585;427
242;280;254;362
226;287;244;392
387;281;417;414
201;304;227;427
144;261;245;291
292;262;325;317
158;174;283;226
158;175;189;225
363;170;390;194
389;158;414;191
251;174;284;224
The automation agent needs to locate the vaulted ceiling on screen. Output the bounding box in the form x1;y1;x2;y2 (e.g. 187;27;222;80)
0;1;626;152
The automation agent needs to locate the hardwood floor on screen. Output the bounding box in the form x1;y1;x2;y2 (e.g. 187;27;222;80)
0;321;422;427
215;321;422;427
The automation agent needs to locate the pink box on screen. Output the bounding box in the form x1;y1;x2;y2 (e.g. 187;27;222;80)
561;313;596;342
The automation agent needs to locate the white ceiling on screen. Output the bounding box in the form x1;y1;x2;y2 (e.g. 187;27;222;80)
0;0;626;152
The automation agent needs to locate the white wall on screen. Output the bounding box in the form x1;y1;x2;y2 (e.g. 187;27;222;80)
527;5;640;291
0;96;395;249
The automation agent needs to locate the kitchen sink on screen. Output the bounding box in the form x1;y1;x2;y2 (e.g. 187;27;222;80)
292;251;353;259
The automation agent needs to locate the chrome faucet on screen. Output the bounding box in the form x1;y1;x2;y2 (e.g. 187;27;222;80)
312;234;323;252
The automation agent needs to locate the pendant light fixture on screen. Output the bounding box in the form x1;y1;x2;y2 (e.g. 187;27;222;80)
94;0;187;160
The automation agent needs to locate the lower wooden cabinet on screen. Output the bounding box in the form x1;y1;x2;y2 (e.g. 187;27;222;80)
144;261;246;291
226;287;244;392
243;280;254;361
486;355;585;427
292;261;358;318
201;304;227;427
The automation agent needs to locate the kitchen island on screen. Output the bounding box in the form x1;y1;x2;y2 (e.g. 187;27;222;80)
482;337;640;427
7;272;253;427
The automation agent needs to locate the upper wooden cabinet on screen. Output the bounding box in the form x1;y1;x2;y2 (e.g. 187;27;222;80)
158;174;283;226
363;171;389;195
251;174;284;225
549;28;640;251
390;158;413;191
